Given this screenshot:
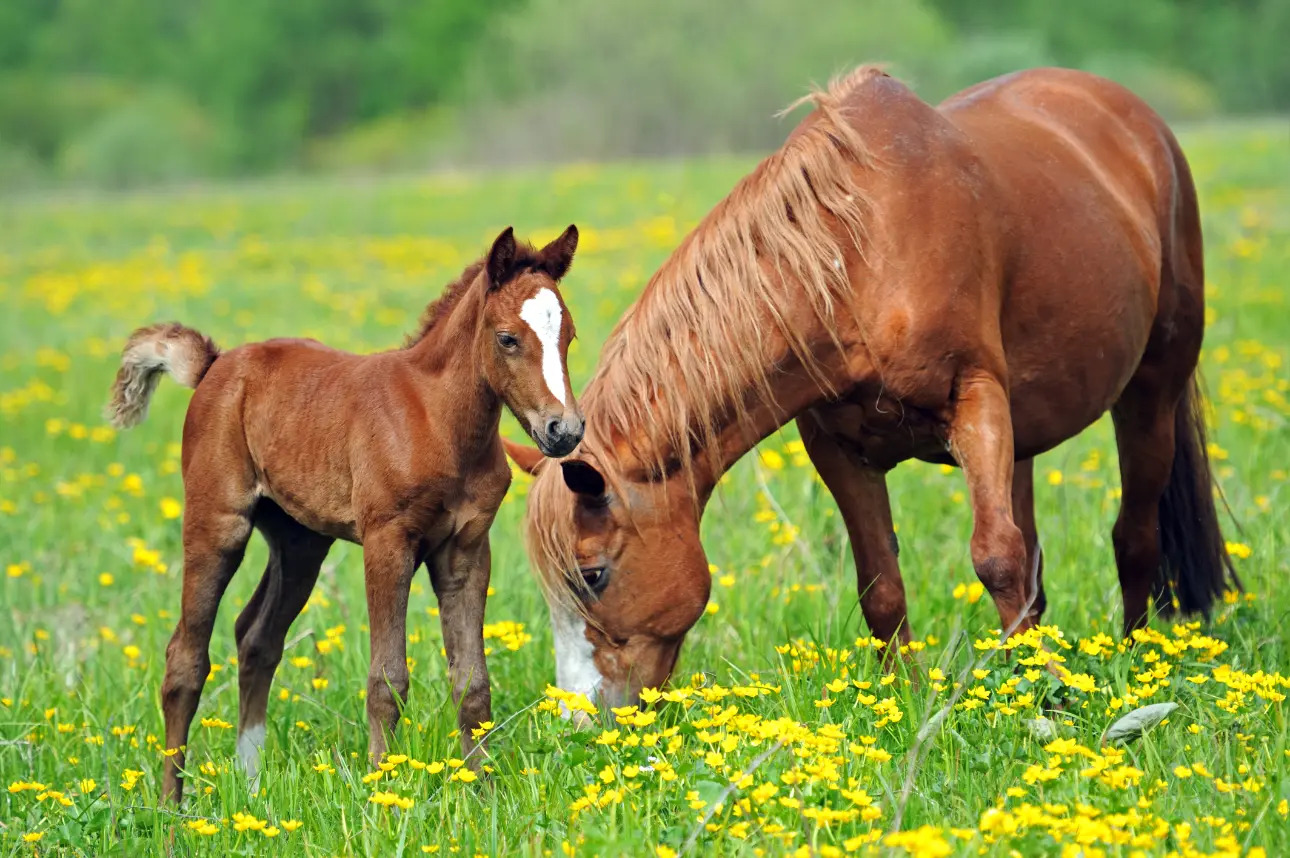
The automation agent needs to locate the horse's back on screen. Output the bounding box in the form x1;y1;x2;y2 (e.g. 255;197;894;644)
936;69;1201;455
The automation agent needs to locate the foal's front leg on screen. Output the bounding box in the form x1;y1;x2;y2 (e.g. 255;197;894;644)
362;525;417;763
431;534;493;769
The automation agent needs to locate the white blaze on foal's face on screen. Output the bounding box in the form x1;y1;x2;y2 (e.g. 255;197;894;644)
519;287;566;406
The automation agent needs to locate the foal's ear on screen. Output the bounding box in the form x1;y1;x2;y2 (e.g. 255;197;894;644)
562;459;606;499
503;437;547;475
538;224;579;281
487;226;517;288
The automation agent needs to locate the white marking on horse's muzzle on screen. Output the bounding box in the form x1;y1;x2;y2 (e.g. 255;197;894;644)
550;608;604;721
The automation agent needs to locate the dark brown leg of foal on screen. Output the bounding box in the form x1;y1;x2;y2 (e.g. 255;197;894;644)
431;535;493;768
949;371;1036;638
1110;386;1177;635
1011;458;1047;625
797;414;912;654
161;498;253;804
362;525;417;763
234;504;332;787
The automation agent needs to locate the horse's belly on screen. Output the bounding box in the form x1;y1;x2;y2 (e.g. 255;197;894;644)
1003;280;1153;459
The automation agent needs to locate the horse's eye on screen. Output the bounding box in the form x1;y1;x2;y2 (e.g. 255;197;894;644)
496;332;519;351
579;566;608;595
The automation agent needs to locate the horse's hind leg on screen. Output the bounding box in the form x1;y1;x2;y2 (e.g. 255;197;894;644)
1110;378;1180;634
161;471;255;803
797;413;912;653
948;370;1037;638
234;501;332;785
1012;458;1047;625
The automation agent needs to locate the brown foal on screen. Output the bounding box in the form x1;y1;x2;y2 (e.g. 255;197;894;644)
108;226;584;804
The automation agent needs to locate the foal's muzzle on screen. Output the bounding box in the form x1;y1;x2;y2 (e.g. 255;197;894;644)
533;414;585;458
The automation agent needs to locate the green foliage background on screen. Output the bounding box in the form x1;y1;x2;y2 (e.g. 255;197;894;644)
1;0;1287;188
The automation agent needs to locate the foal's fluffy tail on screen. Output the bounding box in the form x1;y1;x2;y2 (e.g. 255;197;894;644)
106;323;220;429
1153;374;1240;616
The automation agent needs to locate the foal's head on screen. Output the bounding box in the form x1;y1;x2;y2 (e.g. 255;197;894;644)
479;226;584;457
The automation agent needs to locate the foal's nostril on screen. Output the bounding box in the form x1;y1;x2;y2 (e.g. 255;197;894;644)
545;416;562;439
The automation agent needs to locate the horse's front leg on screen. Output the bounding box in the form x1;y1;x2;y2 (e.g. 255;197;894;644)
430;533;493;769
948;370;1038;639
362;525;417;764
797;412;912;658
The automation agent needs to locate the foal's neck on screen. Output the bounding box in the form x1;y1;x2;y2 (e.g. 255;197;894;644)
403;279;500;451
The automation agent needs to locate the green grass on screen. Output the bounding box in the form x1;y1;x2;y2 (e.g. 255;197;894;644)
1;121;1288;857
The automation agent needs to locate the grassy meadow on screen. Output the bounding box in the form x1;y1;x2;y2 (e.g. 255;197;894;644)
1;122;1288;857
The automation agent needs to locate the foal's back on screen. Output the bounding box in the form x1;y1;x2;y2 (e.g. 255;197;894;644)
187;336;482;543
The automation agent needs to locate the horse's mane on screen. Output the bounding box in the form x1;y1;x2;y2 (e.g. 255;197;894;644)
527;65;886;610
404;241;544;347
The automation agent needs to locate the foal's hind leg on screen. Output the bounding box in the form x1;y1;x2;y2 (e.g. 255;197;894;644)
161;475;255;803
949;371;1037;638
1012;458;1047;625
234;502;332;785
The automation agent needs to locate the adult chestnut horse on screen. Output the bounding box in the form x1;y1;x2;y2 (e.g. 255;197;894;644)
109;227;584;802
507;67;1237;709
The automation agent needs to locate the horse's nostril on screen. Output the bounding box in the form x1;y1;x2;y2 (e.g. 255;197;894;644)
545;416;561;438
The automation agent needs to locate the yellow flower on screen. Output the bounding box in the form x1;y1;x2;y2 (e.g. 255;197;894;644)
759;450;785;470
22;832;44;843
656;848;678;858
160;497;183;519
98;572;114;586
1047;469;1063;485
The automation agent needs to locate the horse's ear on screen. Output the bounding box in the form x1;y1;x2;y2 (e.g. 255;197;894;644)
503;437;547;475
538;224;578;281
562;459;606;499
487;226;517;289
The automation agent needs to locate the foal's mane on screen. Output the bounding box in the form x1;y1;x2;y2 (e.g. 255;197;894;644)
404;241;545;347
527;65;886;608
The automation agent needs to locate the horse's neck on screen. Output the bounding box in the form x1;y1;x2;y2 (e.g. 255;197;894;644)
694;357;840;501
590;310;843;506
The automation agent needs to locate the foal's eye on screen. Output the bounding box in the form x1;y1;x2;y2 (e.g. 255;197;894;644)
496;332;519;351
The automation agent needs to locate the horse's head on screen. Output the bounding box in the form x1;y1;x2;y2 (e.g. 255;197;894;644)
510;442;711;711
481;226;584;457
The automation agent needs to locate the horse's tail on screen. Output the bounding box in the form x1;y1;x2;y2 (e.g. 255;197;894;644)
106;322;220;429
1153;373;1240;616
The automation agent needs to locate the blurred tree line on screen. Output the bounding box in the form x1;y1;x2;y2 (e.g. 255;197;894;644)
1;0;1286;189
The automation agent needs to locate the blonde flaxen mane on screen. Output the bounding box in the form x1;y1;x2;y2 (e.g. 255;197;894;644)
526;66;888;611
